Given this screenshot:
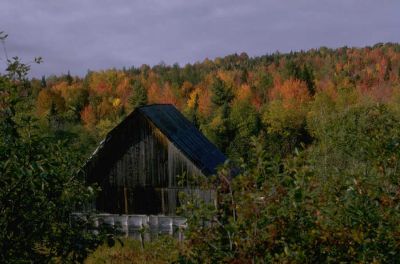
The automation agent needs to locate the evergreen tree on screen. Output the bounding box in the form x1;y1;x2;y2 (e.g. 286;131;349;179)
301;64;316;95
211;77;234;107
66;70;73;85
41;75;47;88
398;65;400;79
284;60;301;80
129;80;148;110
240;68;248;83
188;93;200;128
203;77;236;152
215;102;234;152
384;58;392;81
284;61;316;95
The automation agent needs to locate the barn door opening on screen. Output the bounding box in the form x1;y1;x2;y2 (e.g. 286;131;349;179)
130;186;161;215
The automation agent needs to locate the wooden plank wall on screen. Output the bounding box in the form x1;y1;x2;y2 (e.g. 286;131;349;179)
96;114;208;215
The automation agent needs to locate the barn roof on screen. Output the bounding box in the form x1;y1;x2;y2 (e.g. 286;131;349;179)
139;104;226;175
84;104;226;177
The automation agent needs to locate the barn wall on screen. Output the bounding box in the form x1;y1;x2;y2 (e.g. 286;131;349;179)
97;113;206;215
108;115;169;188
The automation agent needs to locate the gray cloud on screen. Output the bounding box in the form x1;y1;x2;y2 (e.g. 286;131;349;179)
0;0;399;77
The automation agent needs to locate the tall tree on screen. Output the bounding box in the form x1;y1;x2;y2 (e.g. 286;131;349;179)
211;77;234;107
301;64;316;95
66;70;73;85
205;77;236;152
384;58;392;81
129;80;148;110
41;75;47;88
187;93;200;128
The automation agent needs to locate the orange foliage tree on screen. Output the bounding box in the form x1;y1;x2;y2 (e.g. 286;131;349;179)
81;105;97;128
269;78;311;110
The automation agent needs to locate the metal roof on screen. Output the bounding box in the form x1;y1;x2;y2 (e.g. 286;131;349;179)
138;104;226;175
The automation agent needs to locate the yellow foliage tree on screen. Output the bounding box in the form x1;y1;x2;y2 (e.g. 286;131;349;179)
36;89;66;117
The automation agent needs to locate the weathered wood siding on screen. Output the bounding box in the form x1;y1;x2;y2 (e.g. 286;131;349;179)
96;114;204;215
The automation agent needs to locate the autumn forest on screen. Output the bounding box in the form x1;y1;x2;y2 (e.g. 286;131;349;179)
34;44;400;159
2;42;400;263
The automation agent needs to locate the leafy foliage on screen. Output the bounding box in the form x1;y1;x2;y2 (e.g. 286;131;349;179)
129;79;148;110
180;108;400;262
0;53;104;263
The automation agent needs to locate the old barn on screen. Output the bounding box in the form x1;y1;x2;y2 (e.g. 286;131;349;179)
83;104;226;216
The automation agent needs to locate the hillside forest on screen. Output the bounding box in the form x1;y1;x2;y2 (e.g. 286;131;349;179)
2;40;400;263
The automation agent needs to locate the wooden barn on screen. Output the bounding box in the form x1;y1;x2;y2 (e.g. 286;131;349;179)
83;104;226;215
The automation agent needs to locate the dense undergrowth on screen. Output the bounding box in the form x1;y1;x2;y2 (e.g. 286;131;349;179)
178;103;400;263
85;237;179;264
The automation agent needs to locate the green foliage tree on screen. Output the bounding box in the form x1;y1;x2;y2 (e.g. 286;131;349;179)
0;41;103;263
211;77;234;107
66;70;73;85
187;92;200;128
129;79;147;110
227;100;260;161
284;60;316;95
204;103;233;152
41;75;47;88
284;59;301;80
180;106;400;262
301;64;316;95
203;77;236;152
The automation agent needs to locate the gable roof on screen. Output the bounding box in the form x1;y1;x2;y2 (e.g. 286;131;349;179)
139;104;226;175
84;104;226;178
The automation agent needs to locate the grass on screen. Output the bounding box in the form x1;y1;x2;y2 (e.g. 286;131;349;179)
85;236;180;264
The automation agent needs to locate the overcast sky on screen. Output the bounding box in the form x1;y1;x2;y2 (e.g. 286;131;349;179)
1;0;399;77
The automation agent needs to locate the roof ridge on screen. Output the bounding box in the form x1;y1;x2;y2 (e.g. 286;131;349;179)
138;104;173;108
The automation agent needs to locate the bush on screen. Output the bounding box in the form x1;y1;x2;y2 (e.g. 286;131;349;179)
179;105;400;262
